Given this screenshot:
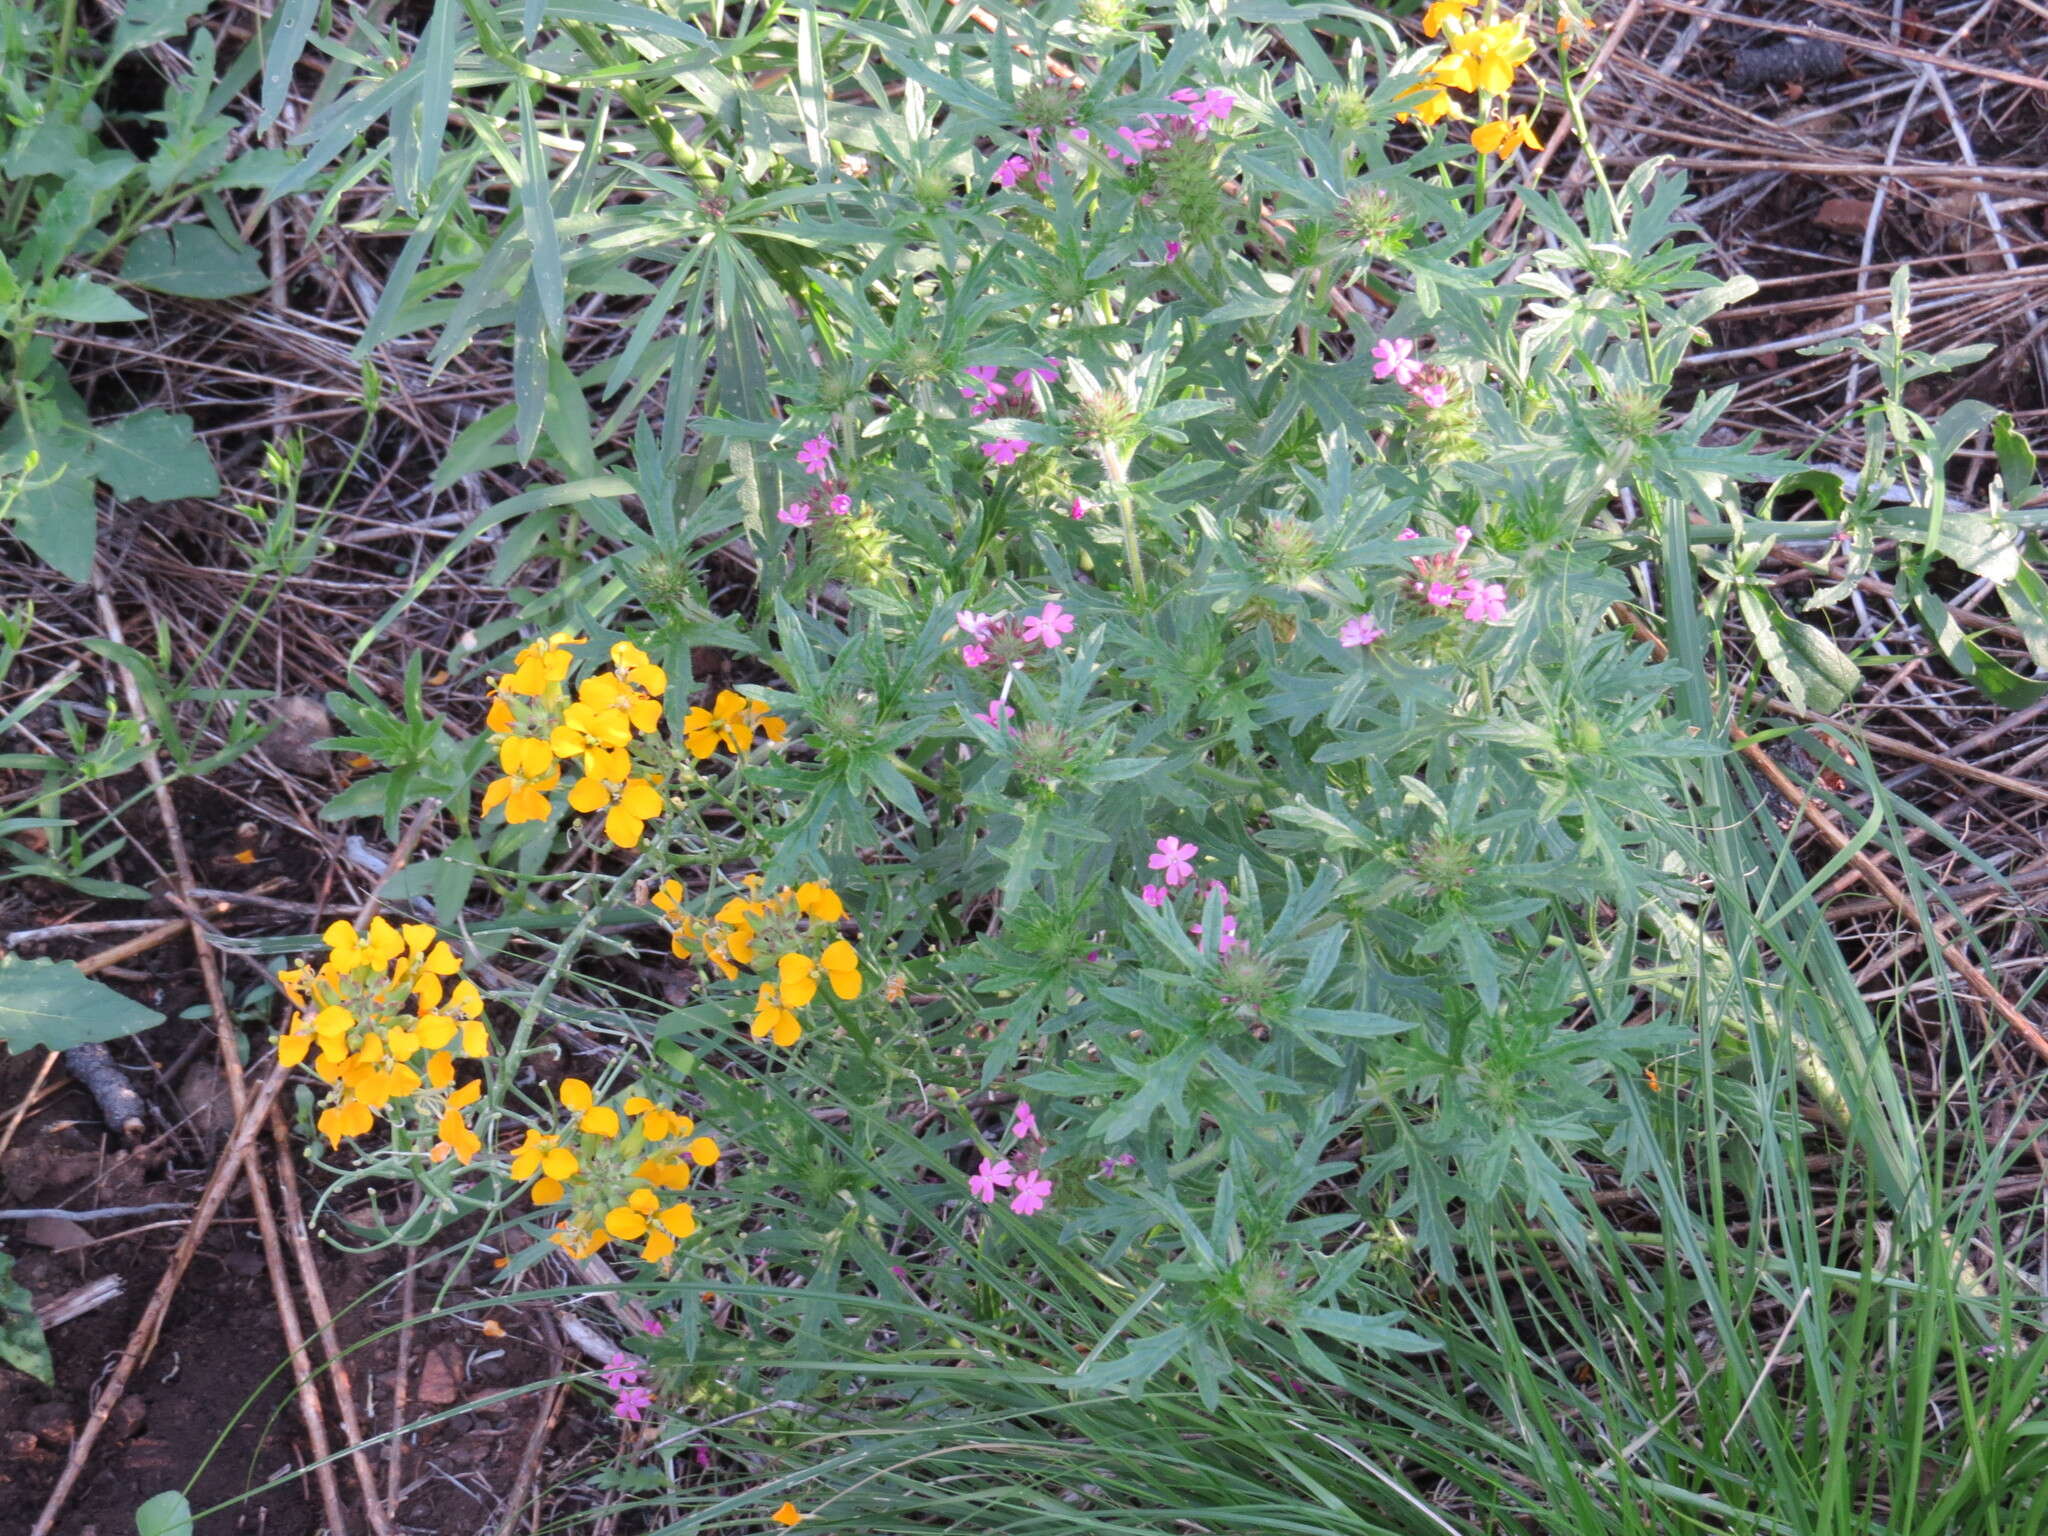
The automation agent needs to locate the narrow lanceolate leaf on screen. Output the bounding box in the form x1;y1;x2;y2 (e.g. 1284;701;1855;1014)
518;95;564;335
259;0;322;128
413;0;459;203
0;955;163;1054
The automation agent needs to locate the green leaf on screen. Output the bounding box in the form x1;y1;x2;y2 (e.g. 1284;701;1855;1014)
0;405;99;581
122;225;267;299
1738;588;1859;714
86;409;219;501
1912;590;2048;708
2000;555;2048;671
0;955;164;1053
134;1490;195;1536
36;275;147;324
0;1248;54;1385
113;0;209;58
1994;413;2037;502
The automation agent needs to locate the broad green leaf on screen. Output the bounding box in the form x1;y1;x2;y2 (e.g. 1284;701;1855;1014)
1994;413;2037;502
2000;555;2048;670
36;275;147;324
0;955;164;1053
1913;590;2048;708
134;1490;194;1536
86;409;219;501
122;224;267;298
0;406;99;580
0;1248;53;1385
1739;587;1859;715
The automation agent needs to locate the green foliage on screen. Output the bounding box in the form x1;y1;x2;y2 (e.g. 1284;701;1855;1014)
131;1489;194;1536
0;0;276;580
0;954;163;1053
151;1;2048;1532
0;1246;53;1386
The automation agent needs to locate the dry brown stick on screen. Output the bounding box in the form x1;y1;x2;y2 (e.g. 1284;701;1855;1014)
270;1100;397;1536
27;1060;292;1536
1645;0;2048;95
387;1249;418;1516
74;917;191;975
491;1375;569;1536
1738;737;2048;1069
31;592;344;1536
1761;700;2048;807
0;1052;61;1161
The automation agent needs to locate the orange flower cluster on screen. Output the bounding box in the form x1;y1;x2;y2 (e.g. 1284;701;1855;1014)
482;635;670;848
274;918;489;1152
512;1077;722;1265
649;876;862;1048
1398;3;1544;160
683;688;787;760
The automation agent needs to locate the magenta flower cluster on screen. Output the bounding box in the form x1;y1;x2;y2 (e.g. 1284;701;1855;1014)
957;601;1074;672
603;1352;654;1421
778;435;858;526
988;85;1236;196
1401;526;1510;624
969;1098;1053;1216
1371;337;1453;410
1139;841;1242;953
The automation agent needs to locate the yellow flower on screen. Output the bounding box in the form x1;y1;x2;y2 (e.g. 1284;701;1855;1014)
819;939;862;1000
752;984;803;1048
795;882;844;922
1435;18;1533;95
1395;80;1462;126
778;951;820;1009
1421;0;1470;36
1472;112;1543;159
430;1079;484;1165
772;1504;803;1527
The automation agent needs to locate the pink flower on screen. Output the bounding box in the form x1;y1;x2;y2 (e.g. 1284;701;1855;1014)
1204;880;1231;904
992;155;1032;189
980;437;1032;466
777;502;812;527
1424;580;1462;608
1141;883;1169;908
1148;836;1198;887
1461;580;1509;623
961;365;1006;415
961;643;990;668
1190;913;1239;954
977;698;1016;728
1411;381;1449;408
1018;601;1074;648
1164;239;1183;261
969;1157;1016;1203
638;1316;665;1337
1098;1152;1135;1176
1339;614;1385;648
602;1352;642;1391
796;435;834;476
1069;496;1091;520
956;609;999;641
1013;361;1060;388
1009;1170;1053;1216
1011;1100;1037;1139
827;493;853;516
613;1385;654;1422
1171;87;1237;128
1371;337;1422;388
1396;528;1420;541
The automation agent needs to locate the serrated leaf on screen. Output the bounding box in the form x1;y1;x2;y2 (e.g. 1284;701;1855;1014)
86;409;219;501
37;275;147;324
0;1249;54;1385
122;224;267;299
0;955;163;1053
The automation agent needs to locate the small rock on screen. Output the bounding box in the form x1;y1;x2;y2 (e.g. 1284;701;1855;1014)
416;1344;464;1406
26;1402;74;1447
1814;197;1875;235
21;1215;90;1252
108;1395;147;1441
222;1249;265;1279
174;1061;236;1149
261;696;335;777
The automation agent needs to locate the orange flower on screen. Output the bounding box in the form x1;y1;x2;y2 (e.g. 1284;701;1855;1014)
1471;113;1543;160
